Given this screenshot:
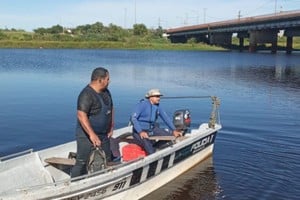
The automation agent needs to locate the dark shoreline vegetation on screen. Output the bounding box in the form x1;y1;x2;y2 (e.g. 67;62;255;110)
0;22;299;51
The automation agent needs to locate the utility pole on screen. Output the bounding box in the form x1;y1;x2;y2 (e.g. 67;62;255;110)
134;0;137;24
124;8;127;28
184;13;188;25
191;10;200;24
203;8;207;23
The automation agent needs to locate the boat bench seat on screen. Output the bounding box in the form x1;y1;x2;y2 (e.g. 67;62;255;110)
45;157;75;166
45;157;120;167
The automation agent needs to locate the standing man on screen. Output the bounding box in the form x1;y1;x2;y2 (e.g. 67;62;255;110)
130;89;182;155
71;67;114;178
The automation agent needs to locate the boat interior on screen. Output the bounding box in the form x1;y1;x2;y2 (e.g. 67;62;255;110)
0;126;192;192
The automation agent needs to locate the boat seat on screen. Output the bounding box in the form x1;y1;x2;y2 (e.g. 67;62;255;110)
45;157;120;167
45;157;75;166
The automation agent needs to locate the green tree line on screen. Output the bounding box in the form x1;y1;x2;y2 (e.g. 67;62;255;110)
0;22;164;43
0;22;224;50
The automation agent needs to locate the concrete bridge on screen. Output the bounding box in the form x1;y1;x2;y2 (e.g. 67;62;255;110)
166;10;300;54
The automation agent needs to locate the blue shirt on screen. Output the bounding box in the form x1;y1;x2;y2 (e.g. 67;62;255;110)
130;99;176;134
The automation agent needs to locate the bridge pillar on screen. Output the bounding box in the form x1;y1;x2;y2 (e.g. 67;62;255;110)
249;30;278;53
209;32;232;46
237;32;249;52
239;37;244;52
284;29;300;54
286;36;293;54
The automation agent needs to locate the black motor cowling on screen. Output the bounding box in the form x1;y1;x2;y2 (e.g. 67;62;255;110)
173;109;191;131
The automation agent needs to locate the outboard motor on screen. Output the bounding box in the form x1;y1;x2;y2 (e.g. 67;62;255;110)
173;109;191;134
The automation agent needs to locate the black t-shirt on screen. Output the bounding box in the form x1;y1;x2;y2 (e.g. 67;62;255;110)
77;85;113;116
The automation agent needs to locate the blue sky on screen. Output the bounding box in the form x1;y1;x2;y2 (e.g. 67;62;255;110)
0;0;299;31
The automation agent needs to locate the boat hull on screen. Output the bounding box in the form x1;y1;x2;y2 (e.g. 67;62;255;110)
0;124;220;200
105;144;215;200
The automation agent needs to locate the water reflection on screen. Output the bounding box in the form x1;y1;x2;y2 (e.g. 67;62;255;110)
233;64;300;88
141;157;221;200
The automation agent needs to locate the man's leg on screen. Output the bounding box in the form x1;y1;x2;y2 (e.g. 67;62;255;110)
99;134;112;162
132;132;155;155
71;136;91;178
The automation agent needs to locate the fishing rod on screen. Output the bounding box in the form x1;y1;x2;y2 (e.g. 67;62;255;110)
161;95;212;99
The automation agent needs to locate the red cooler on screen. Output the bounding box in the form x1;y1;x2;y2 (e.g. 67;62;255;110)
122;144;146;161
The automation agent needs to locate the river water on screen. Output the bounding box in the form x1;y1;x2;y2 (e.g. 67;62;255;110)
0;49;299;200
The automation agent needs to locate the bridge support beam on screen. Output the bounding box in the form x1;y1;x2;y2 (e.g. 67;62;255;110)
209;32;232;46
249;30;278;53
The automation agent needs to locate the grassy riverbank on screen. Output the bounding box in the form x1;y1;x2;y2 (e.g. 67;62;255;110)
1;29;299;51
0;28;225;51
0;39;225;51
1;37;299;51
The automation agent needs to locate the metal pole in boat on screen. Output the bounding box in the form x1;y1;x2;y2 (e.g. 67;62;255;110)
209;96;221;128
161;96;211;99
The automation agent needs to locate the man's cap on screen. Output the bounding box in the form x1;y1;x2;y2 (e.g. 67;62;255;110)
145;89;163;98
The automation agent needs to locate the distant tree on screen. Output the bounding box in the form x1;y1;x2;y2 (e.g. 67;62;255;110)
34;25;63;35
133;23;148;36
154;26;164;38
49;25;63;34
74;24;92;35
90;22;104;34
106;23;128;41
34;27;47;35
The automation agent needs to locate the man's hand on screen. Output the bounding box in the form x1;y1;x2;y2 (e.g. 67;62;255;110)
173;130;183;138
107;130;113;138
139;131;149;139
89;133;101;147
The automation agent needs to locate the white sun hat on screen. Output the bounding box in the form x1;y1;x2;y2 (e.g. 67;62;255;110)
145;89;163;98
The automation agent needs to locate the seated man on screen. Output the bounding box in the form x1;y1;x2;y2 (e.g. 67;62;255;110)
130;89;182;155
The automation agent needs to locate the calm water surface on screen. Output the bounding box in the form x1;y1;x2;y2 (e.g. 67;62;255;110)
0;49;299;200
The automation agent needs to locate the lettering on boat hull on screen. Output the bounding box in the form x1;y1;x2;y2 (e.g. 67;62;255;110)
59;176;131;200
174;132;216;164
